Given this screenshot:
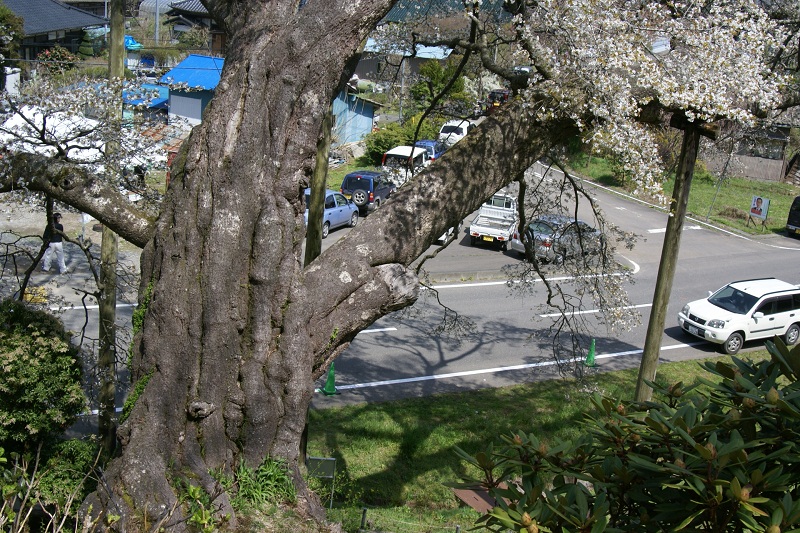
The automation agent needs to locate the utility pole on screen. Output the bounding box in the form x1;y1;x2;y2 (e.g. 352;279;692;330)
154;0;160;46
635;112;718;402
98;0;124;460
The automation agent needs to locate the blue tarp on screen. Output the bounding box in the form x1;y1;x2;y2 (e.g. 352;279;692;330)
158;54;225;90
123;83;169;109
125;35;144;51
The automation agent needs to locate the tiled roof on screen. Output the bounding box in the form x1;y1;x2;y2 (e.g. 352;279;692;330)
383;0;509;23
167;0;207;15
137;0;183;14
159;54;224;90
3;0;107;36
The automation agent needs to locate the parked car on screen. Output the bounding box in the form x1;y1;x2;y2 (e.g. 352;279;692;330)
484;88;510;115
787;195;800;237
438;119;476;147
340;170;396;214
304;188;359;238
509;214;603;262
414;139;448;162
678;277;800;355
381;146;430;185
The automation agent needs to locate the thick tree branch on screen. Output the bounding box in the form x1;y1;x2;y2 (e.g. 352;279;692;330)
304;98;579;362
0;151;156;247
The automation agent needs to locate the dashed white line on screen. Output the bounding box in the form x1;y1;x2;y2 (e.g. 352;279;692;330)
647;225;702;234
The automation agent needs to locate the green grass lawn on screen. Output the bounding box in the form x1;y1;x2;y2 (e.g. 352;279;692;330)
327;159;379;191
306;351;770;532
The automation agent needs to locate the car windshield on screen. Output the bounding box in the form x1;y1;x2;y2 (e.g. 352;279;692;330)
440;125;462;134
708;285;759;314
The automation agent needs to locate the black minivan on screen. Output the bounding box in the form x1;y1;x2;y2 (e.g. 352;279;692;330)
788;196;800;238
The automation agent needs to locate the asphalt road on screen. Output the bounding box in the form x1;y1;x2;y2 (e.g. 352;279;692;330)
46;179;800;415
310;181;800;409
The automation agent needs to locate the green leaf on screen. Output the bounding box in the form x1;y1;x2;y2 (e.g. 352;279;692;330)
673;509;704;531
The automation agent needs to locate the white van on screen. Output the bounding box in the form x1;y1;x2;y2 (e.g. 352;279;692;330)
381;145;430;186
438;119;475;147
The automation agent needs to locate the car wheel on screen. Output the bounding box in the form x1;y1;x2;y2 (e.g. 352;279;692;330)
374;198;381;209
500;241;507;251
722;332;744;355
352;189;368;207
785;323;800;346
470;236;476;246
349;212;359;227
321;222;330;239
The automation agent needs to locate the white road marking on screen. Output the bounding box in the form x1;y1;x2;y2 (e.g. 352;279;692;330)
321;342;707;392
52;303;135;311
539;303;652;318
647;225;702;234
362;327;397;333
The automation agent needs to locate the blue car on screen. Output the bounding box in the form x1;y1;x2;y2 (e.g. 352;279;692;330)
414;139;448;162
304;188;359;238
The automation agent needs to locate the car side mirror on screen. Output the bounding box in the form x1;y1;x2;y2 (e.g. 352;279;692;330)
753;312;764;319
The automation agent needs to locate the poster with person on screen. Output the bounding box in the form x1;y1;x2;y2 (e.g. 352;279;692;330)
749;196;769;220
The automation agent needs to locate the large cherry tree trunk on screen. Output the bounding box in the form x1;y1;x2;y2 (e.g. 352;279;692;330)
88;1;394;528
85;1;571;529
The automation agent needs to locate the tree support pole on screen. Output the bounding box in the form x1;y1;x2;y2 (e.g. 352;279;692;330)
99;0;124;459
635;116;711;402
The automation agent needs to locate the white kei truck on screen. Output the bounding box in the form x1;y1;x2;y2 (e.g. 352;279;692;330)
468;190;518;251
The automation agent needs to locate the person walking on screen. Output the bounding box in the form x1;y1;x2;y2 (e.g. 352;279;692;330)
42;213;68;274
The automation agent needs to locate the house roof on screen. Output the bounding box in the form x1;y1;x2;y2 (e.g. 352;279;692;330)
364;38;451;60
123;83;169;109
382;0;509;23
159;54;224;90
167;0;207;15
138;0;184;14
3;0;107;36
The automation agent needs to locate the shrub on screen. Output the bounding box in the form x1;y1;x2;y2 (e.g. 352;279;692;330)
37;438;99;510
1;439;102;532
36;46;79;74
0;299;87;454
457;337;800;532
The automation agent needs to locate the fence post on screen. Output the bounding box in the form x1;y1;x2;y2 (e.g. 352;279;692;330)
359;507;368;532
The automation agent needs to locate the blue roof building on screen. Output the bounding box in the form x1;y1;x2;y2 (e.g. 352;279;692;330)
159;54;225;125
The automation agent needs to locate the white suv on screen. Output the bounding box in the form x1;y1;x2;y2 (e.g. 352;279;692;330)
677;278;800;355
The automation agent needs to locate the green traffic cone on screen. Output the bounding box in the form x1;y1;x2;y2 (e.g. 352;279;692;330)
320;362;339;396
584;339;597;367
